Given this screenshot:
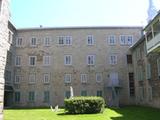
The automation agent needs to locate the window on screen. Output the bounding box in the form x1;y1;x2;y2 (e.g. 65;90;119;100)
16;37;23;47
29;56;36;66
120;35;126;45
127;55;132;64
127;36;133;45
5;71;11;82
28;91;35;102
64;74;71;83
44;91;50;103
43;73;50;83
108;35;116;45
146;63;151;80
15;75;22;84
81;74;87;83
15;56;21;66
64;55;72;65
15;92;20;103
81;90;87;96
96;73;102;83
137;66;144;81
58;36;72;45
97;90;102;97
44;37;50;46
129;73;135;97
8;31;13;44
29;74;36;84
30;37;37;47
157;58;160;78
109;55;117;65
43;56;51;66
109;72;119;86
148;87;152;101
65;91;71;99
65;36;72;45
87;55;95;65
87;35;94;45
120;35;133;45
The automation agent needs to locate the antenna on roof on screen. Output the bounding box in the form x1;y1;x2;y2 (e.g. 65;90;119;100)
147;0;157;23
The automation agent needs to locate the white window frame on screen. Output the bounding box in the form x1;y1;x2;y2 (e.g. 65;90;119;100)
96;73;102;83
64;55;72;65
15;75;22;84
87;35;94;45
109;55;117;65
120;35;126;45
43;56;51;66
81;74;87;83
29;74;36;84
108;35;116;45
157;58;160;78
29;56;37;66
64;74;71;83
65;36;72;45
44;37;51;46
87;55;95;65
127;35;133;45
15;56;21;66
43;73;50;84
16;37;23;47
30;37;37;47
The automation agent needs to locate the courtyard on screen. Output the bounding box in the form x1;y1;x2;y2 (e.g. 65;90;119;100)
4;106;160;120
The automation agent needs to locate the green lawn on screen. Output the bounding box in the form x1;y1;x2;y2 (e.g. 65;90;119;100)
4;106;160;120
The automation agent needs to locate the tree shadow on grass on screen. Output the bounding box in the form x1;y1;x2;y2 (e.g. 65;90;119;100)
110;106;160;120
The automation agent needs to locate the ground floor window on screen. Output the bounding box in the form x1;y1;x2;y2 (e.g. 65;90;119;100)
44;91;50;103
15;92;20;103
97;90;102;97
29;91;35;102
81;90;87;96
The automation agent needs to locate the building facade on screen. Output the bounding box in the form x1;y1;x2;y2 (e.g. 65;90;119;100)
11;27;142;107
131;12;160;108
0;0;11;119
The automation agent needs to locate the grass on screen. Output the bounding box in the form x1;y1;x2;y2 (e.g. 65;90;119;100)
4;106;160;120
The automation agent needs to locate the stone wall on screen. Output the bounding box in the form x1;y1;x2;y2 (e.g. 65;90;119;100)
0;0;10;119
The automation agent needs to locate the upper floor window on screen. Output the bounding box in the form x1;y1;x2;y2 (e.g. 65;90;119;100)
64;55;72;65
15;56;21;66
43;73;50;83
29;56;36;66
108;35;116;45
16;37;22;47
87;55;95;65
44;37;50;46
81;74;87;83
64;74;71;83
127;55;132;64
120;35;133;45
109;55;117;65
30;37;37;47
96;73;102;83
87;35;94;45
29;74;36;84
15;75;22;84
58;36;72;45
43;56;51;66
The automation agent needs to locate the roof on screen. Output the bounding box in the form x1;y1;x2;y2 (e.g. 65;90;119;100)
143;11;160;31
130;35;145;50
17;26;142;31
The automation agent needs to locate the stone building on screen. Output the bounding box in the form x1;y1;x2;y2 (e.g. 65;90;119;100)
0;0;11;119
131;12;160;108
12;27;142;107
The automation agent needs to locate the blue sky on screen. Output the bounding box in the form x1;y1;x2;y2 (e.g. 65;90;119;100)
10;0;160;28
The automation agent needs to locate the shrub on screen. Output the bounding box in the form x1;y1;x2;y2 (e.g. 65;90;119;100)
64;96;105;114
